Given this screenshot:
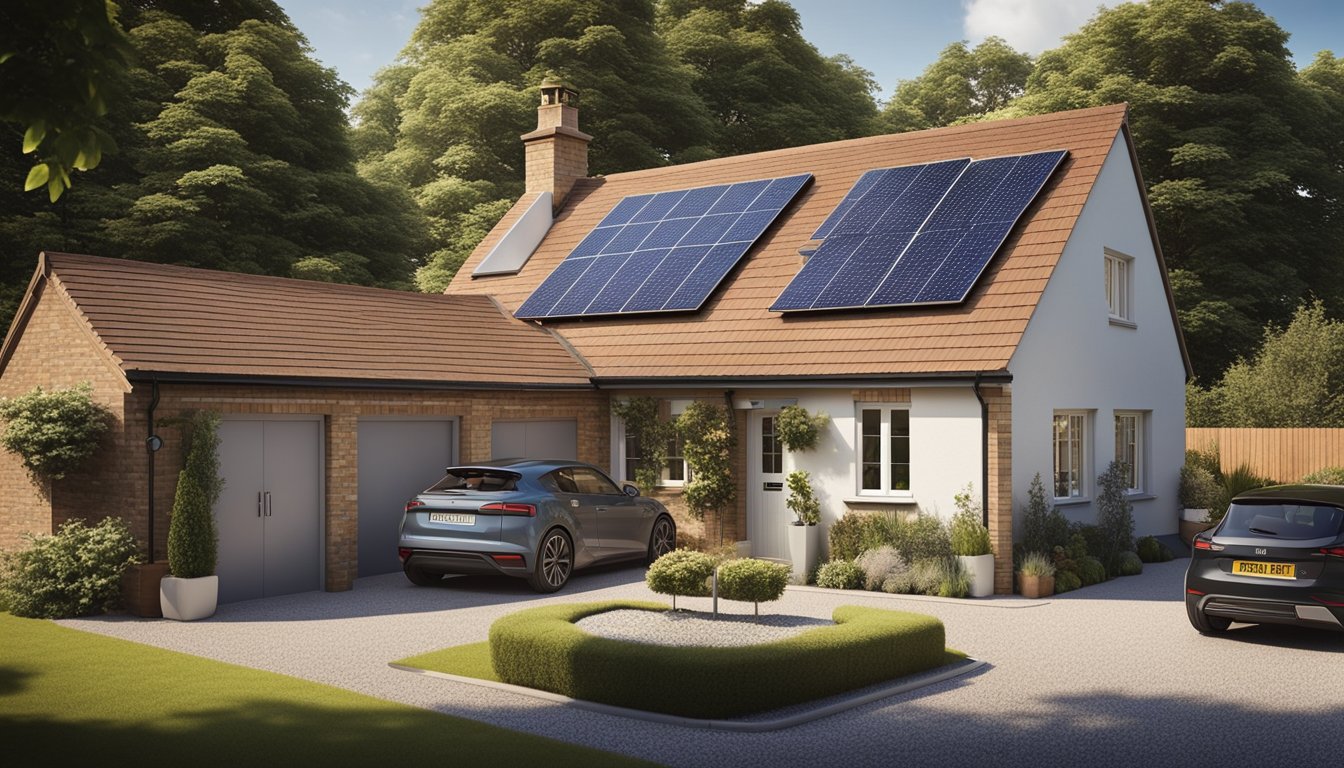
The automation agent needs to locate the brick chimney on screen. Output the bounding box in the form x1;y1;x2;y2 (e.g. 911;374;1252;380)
521;77;592;210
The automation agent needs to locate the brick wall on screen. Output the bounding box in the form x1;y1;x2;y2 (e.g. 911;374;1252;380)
0;276;131;552
984;385;1014;594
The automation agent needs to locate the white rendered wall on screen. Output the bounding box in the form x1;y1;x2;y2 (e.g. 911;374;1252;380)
1008;131;1187;537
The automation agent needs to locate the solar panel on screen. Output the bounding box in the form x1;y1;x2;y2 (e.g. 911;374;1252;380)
771;150;1066;313
516;173;811;319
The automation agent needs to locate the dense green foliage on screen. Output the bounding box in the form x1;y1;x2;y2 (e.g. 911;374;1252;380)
1020;473;1070;555
488;601;952;719
827;511;874;562
1018;551;1055;578
0;383;111;480
1301;466;1344;485
644;548;713;609
611;397;672;492
814;559;864;590
784;469;820;525
1136;536;1174;563
676;401;736;524
1095;461;1136;576
167;411;222;579
998;0;1344;379
1118;551;1144;576
0;0;424;333
715;557;790;614
883;36;1032;132
1054;571;1082;593
774;405;826;452
949;485;992;557
0;517;140;618
1188;303;1344;427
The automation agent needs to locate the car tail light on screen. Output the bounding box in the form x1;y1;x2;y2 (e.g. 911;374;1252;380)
1186;588;1204;596
1192;539;1223;551
405;500;425;513
480;502;536;517
398;548;412;563
491;554;525;565
1320;546;1344;558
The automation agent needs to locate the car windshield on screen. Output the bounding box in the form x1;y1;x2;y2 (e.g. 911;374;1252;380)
427;469;519;493
1220;502;1344;540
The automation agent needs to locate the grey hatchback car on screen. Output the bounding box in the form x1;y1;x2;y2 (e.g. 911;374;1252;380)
1186;484;1344;635
397;459;676;593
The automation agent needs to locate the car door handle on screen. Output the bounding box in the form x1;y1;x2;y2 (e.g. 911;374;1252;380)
264;491;272;517
570;498;580;508
257;491;263;517
595;506;607;513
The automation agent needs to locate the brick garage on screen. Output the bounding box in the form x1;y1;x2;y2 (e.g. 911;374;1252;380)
0;253;605;596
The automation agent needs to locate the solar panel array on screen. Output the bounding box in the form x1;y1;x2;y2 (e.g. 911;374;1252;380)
515;174;811;320
771;149;1067;312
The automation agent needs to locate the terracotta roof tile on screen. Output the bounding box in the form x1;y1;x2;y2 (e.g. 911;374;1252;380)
448;104;1130;380
41;253;592;387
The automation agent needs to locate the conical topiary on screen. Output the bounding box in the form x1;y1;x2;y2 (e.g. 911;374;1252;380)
167;412;222;579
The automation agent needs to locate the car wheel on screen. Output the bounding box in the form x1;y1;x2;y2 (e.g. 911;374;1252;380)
403;564;440;587
1187;601;1231;634
646;516;676;564
528;529;573;593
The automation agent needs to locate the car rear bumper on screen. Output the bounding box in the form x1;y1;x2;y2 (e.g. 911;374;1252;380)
1186;592;1344;631
401;548;530;578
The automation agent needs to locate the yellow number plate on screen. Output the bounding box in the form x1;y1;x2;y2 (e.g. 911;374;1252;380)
1231;560;1295;580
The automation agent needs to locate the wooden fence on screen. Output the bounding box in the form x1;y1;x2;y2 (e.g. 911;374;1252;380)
1185;428;1344;482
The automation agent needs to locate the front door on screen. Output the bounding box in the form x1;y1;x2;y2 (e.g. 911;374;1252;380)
748;411;788;560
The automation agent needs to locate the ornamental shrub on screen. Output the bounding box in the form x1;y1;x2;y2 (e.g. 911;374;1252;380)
645;549;714;609
1076;556;1107;586
949;485;992;556
677;402;735;523
829;511;879;561
1021;473;1070;554
815;559;865;590
167;412;223;579
1054;571;1082;593
856;546;906;591
935;558;971;598
785;470;821;525
775;405;828;452
0;383;112;480
1118;551;1144;576
1018;551;1056;578
0;517;141;618
1301;466;1344;485
611;397;672;492
1136;536;1174;563
1095;461;1135;576
716;558;790;615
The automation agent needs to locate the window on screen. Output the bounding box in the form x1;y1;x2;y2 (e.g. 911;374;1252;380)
569;466;621;495
664;433;687;483
1114;411;1144;493
858;406;911;494
761;415;783;474
1053;412;1087;499
619;400;689;487
1105;249;1132;322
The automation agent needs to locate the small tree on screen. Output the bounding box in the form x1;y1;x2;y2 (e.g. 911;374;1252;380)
645;549;714;610
167;412;223;579
611;396;672;492
949;484;992;556
716;558;790;617
1095;461;1135;576
677;401;735;536
0;383;111;480
785;470;820;525
1020;473;1069;554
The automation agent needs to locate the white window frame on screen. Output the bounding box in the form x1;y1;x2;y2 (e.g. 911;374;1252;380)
1104;248;1134;325
1053;410;1091;501
1114;410;1146;494
855;404;913;497
617;399;691;489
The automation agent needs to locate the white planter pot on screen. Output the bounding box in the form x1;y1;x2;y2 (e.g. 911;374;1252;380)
786;523;819;584
160;575;219;621
1183;508;1211;523
958;554;995;598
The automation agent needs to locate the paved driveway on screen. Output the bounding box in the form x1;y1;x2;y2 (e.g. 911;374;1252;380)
63;560;1341;767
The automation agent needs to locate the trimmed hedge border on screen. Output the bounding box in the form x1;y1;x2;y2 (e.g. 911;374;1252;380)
489;600;949;719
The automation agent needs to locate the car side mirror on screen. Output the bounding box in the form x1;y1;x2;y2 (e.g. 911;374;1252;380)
623;484;640;497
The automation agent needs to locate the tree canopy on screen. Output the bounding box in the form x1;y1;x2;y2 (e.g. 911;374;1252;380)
993;0;1344;380
0;0;424;332
882;36;1033;132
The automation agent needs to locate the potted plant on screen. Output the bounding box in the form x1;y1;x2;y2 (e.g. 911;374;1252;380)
1017;551;1056;598
161;412;223;621
950;485;994;597
784;470;821;583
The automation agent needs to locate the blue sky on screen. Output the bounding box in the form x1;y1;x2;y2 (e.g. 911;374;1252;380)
275;0;1343;105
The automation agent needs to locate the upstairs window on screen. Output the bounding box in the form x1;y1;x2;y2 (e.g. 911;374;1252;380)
1105;249;1133;323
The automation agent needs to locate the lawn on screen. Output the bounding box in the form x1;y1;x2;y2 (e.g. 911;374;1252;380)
0;613;659;767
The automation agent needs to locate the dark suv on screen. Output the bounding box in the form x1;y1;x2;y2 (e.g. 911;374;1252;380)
1186;484;1344;635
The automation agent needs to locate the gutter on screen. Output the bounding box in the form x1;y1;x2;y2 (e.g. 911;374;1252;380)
124;371;597;391
972;373;990;529
594;371;1013;390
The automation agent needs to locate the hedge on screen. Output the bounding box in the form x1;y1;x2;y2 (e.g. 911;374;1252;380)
489;600;951;719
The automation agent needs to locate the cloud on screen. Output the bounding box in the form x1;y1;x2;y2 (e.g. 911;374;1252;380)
962;0;1106;54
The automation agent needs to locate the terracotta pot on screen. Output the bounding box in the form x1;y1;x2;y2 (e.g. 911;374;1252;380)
1179;518;1215;546
1019;573;1054;599
120;562;170;618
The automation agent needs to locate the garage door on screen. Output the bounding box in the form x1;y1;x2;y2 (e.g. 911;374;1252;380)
491;419;577;460
215;418;322;604
357;419;456;577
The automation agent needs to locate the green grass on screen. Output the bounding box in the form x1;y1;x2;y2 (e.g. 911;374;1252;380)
400;601;964;720
0;613;659;767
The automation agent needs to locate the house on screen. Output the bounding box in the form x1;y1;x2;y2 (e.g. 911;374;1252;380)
0;85;1188;598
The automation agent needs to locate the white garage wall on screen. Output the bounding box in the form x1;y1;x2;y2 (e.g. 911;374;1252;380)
1008;131;1187;537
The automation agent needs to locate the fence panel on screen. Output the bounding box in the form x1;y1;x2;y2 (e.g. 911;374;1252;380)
1185;428;1344;482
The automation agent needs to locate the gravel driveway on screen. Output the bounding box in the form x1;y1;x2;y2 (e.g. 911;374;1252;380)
62;559;1342;767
